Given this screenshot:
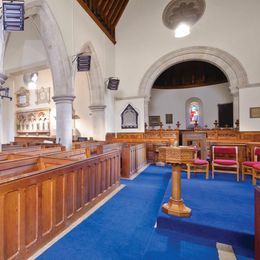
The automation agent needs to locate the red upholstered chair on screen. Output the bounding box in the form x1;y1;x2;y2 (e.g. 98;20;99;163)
212;146;239;181
242;147;260;182
184;146;209;180
252;163;260;185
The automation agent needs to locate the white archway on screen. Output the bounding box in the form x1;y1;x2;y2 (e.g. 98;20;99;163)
74;41;105;106
139;46;248;124
72;41;106;140
1;0;74;148
25;0;73;96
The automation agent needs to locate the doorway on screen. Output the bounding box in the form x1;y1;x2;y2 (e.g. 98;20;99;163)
218;103;233;127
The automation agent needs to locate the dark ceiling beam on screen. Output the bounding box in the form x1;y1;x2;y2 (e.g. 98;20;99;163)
76;0;128;44
104;0;115;19
107;0;121;22
111;0;128;27
76;0;116;43
97;0;103;8
101;0;110;13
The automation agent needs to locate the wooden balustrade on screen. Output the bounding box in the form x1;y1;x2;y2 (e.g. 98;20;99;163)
0;150;121;259
256;187;260;260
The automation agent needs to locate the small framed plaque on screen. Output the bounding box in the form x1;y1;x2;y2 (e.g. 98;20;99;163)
16;87;29;107
35;87;50;105
149;115;160;126
166;114;173;124
250;107;260;118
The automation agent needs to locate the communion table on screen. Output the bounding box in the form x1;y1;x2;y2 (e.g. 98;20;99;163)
158;146;195;217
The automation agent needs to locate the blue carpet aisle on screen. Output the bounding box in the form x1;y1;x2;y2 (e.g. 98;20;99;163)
37;165;254;260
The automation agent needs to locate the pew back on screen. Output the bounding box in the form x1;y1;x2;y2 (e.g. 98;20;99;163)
0;150;120;259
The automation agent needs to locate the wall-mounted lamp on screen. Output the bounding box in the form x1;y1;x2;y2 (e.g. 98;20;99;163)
2;0;24;31
106;77;120;90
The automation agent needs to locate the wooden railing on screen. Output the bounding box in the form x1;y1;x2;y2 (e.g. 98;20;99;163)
0;150;120;259
256;187;260;260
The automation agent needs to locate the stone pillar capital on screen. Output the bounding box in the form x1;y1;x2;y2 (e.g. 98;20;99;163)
52;95;75;104
230;87;239;96
89;105;106;112
0;73;8;85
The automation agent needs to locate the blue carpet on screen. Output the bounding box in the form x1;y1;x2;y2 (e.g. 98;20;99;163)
157;170;257;258
37;165;255;259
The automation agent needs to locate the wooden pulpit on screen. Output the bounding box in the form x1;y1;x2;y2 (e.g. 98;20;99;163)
159;146;195;217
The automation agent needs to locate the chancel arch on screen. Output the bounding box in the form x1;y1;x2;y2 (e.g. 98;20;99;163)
139;46;248;125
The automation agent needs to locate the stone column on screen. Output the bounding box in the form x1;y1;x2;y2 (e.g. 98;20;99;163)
233;92;239;127
53;96;75;150
144;97;150;127
0;73;8;152
89;105;106;141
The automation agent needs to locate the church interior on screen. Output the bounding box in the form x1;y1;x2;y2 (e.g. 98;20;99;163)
0;0;259;259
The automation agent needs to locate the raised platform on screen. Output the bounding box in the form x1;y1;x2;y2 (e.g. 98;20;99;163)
157;170;257;253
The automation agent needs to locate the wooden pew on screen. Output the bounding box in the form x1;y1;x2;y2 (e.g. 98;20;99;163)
1;145;42;153
45;149;87;160
0;156;75;182
0;150;120;259
121;143;147;178
256;187;260;260
0;153;32;161
16;146;63;156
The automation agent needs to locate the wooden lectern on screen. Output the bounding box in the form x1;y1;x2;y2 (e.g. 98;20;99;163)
159;146;195;217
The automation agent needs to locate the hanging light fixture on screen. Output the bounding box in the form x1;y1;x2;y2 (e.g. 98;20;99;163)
2;0;25;31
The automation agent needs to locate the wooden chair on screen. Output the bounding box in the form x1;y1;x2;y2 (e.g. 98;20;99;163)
242;147;260;182
212;146;239;181
252;163;260;185
184;146;209;179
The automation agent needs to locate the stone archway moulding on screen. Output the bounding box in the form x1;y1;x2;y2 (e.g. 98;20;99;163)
139;46;248;101
75;41;105;106
24;0;73;97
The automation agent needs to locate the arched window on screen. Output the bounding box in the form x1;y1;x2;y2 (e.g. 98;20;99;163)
189;102;200;124
186;98;203;128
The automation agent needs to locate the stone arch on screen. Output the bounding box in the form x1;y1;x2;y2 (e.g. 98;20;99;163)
73;41;105;106
139;46;248;124
139;46;248;99
23;0;72;96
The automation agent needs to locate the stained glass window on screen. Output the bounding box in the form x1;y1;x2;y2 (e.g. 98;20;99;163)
189;102;200;124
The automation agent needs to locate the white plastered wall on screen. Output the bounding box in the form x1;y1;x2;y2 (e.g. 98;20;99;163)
115;0;260;98
2;0;117;142
149;83;233;129
115;98;144;133
239;85;260;131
